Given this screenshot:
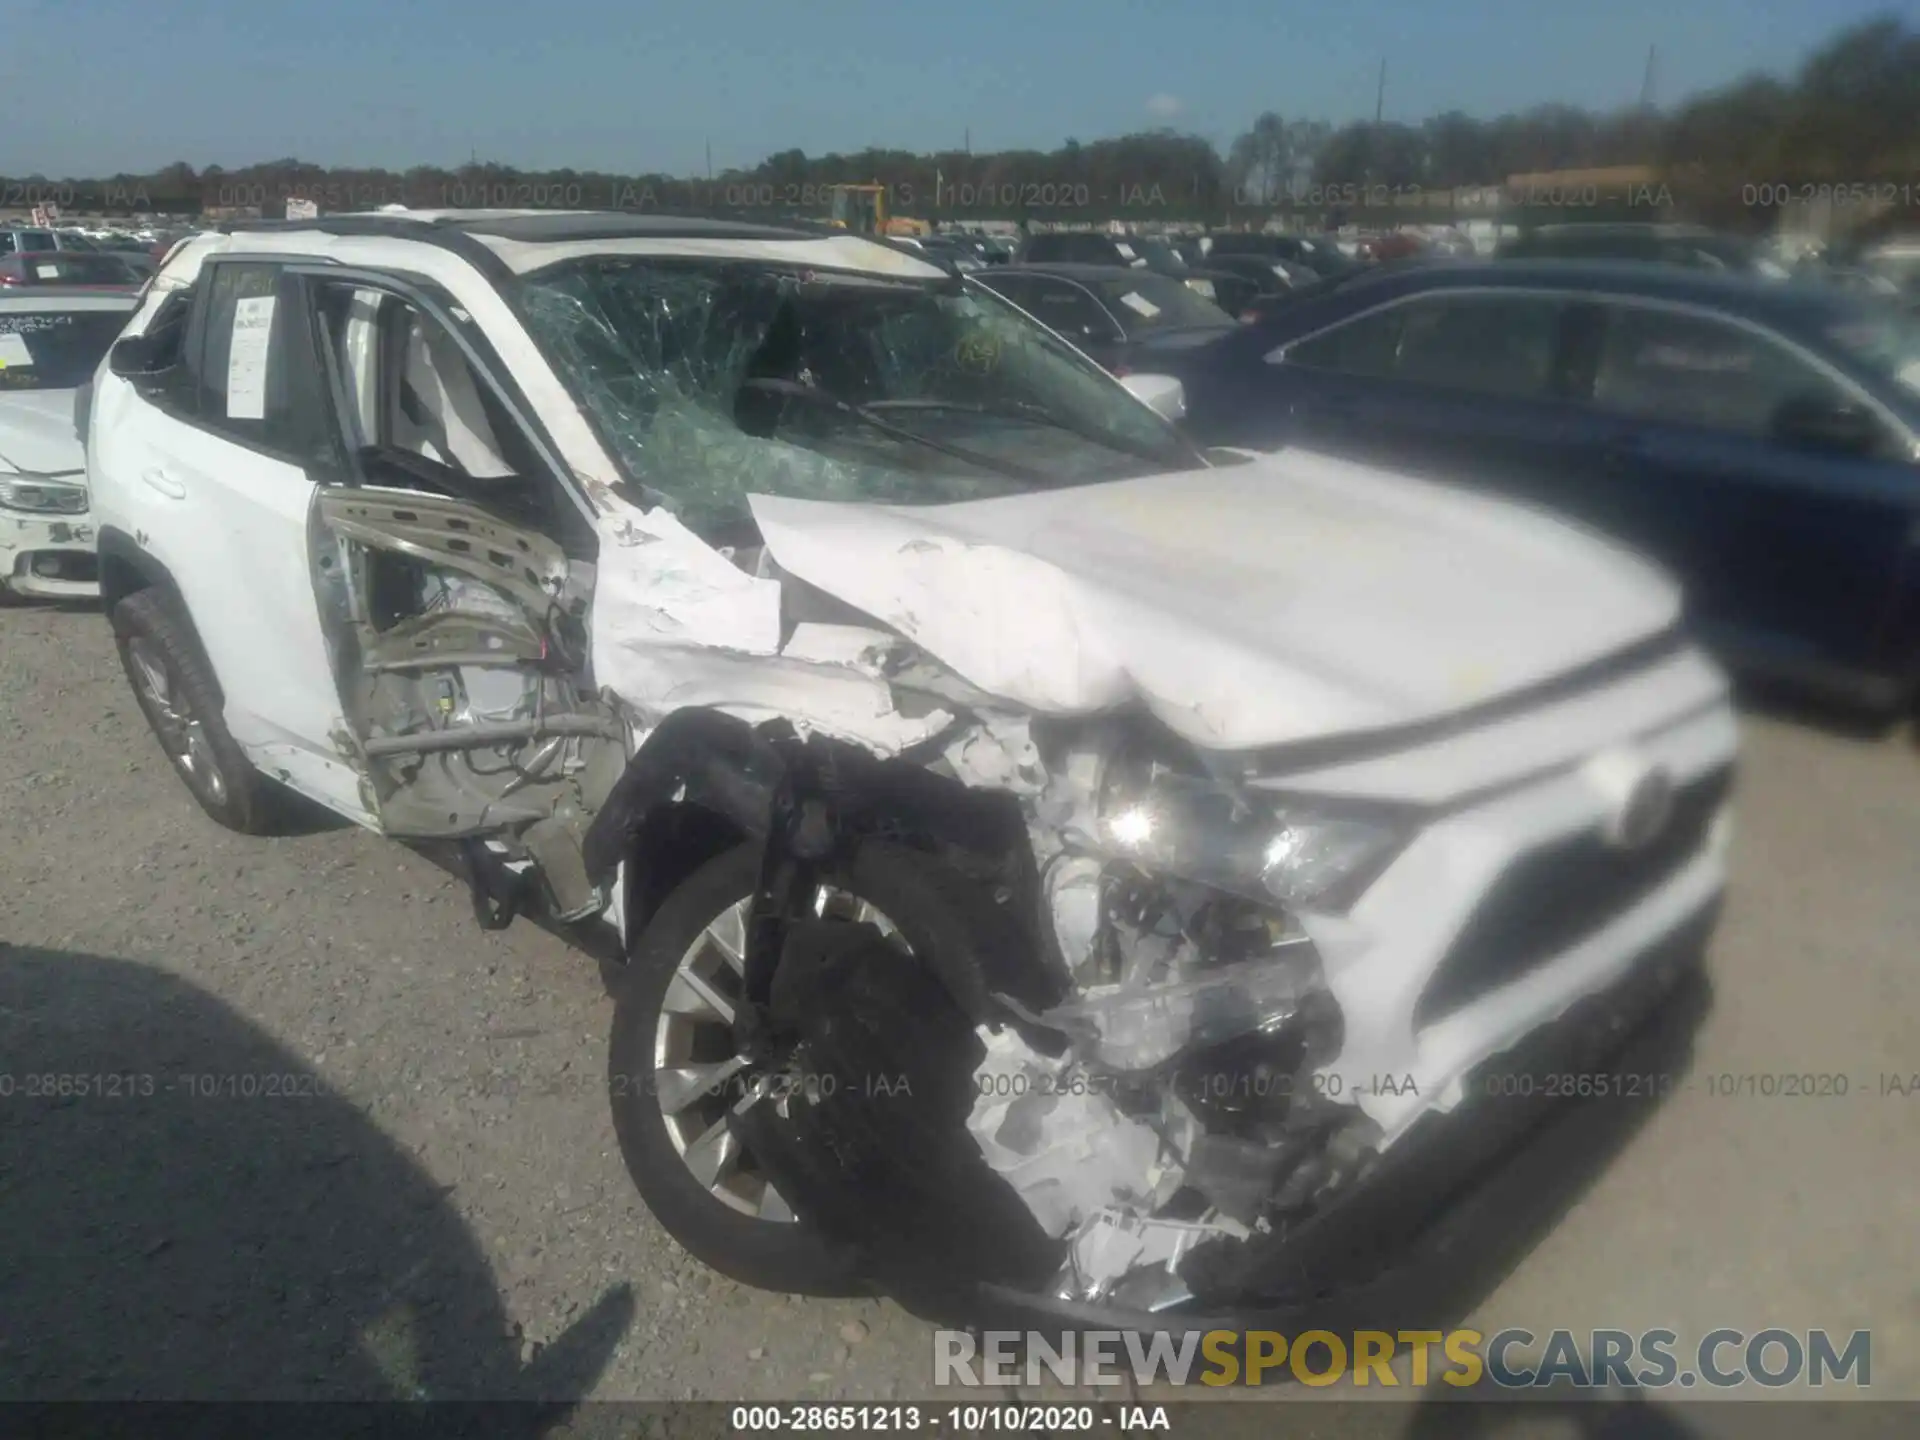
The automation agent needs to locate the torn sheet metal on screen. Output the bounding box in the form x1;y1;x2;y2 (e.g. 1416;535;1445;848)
1054;1209;1250;1308
749;449;1684;751
604;645;954;754
593;489;783;654
1033;951;1318;1074
966;1026;1189;1240
588;489;953;754
941;713;1044;795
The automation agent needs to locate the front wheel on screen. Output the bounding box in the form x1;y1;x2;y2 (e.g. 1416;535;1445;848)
606;841;979;1294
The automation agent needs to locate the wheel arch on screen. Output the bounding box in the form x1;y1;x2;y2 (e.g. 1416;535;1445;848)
97;527;224;706
582;706;1065;1012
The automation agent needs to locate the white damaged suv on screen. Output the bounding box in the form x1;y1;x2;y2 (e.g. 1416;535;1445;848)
87;211;1736;1324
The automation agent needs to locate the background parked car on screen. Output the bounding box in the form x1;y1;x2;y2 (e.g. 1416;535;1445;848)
1202;231;1363;279
1;227;105;258
970;263;1235;378
0;289;140;600
1196;252;1322;312
1498;223;1794;280
1015;230;1259;316
0;252;147;291
1173;259;1920;714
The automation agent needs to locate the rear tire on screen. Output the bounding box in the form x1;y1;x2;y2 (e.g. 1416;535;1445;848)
112;586;285;835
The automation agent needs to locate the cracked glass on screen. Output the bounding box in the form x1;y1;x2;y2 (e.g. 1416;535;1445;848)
518;257;1200;538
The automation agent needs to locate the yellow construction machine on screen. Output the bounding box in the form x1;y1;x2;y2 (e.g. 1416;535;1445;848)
826;183;928;238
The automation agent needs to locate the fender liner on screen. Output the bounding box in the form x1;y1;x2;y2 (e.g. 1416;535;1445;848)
580;707;1065;1019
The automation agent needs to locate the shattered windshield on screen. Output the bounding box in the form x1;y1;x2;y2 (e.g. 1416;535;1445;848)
519;257;1200;537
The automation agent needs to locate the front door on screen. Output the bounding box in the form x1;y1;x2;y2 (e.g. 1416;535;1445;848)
298;272;624;918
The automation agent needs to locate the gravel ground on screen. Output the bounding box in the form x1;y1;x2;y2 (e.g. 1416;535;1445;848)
2;600;1916;1422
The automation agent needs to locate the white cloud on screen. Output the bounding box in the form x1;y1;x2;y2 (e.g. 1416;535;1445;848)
1145;93;1183;119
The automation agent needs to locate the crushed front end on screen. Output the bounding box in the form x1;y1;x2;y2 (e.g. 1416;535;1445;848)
659;633;1736;1327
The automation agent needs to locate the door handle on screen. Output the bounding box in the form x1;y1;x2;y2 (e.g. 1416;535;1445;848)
141;468;186;500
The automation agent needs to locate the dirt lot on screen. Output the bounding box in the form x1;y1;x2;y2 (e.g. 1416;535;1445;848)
3;600;1916;1417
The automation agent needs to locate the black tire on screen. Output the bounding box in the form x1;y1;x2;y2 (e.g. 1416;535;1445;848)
607;840;987;1295
111;586;285;835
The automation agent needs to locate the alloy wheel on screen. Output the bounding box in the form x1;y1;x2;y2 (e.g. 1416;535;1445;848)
651;888;903;1220
127;636;228;805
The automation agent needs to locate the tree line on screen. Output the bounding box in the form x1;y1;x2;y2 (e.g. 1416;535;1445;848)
5;15;1915;232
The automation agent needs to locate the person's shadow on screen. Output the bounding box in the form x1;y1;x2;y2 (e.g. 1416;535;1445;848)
0;944;633;1420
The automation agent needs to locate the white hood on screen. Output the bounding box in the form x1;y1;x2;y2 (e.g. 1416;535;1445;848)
0;391;86;476
749;447;1683;751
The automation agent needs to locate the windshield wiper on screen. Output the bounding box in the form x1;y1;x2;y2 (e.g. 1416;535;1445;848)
865;396;1186;468
738;377;1049;483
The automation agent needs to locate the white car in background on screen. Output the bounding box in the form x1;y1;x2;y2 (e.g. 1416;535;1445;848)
0;290;137;600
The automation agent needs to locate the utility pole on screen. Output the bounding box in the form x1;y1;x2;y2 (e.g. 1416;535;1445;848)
1638;45;1657;108
964;127;971;155
1375;59;1386;124
705;140;713;179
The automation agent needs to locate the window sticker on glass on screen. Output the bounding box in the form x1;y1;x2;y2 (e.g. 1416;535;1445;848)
0;332;32;367
1116;291;1161;319
36;264;60;279
226;294;275;419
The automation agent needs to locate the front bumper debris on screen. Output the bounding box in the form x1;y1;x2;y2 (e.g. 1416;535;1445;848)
667;710;1720;1333
959;914;1713;1335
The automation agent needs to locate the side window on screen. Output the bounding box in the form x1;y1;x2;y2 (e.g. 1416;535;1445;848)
1289;295;1563;399
312;280;555;526
1287;307;1411;378
0;233;14;256
187;261;332;464
1590;305;1871;443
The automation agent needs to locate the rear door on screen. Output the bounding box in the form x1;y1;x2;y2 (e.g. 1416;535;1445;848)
99;257;376;821
1568;299;1920;677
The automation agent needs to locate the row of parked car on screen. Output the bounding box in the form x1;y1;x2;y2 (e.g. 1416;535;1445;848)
5;207;1743;1326
926;220;1920;714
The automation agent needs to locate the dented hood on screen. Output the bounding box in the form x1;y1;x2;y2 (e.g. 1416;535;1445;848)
749;447;1683;751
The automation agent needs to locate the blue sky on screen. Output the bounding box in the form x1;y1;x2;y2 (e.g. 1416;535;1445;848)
2;0;1905;176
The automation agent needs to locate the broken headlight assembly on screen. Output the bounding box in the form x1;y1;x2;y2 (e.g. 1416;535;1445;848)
1095;751;1410;913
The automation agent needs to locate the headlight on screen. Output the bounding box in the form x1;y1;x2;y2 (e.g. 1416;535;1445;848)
0;475;90;514
1098;759;1409;911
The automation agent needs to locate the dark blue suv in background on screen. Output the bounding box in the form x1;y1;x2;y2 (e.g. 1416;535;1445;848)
1175;260;1920;715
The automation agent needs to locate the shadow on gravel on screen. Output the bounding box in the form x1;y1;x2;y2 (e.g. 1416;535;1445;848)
0;943;634;1410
